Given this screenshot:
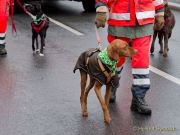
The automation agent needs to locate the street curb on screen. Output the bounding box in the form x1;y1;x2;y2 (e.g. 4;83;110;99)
169;2;180;10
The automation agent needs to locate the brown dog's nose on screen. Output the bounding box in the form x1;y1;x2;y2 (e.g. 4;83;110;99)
129;48;138;56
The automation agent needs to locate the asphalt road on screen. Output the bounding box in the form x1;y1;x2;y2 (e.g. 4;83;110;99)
169;0;180;4
0;1;180;135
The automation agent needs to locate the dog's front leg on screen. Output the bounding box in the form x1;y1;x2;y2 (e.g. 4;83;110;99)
94;82;111;124
163;34;168;57
105;84;112;109
150;31;157;54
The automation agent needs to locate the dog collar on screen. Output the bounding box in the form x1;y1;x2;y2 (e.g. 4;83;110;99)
98;48;117;73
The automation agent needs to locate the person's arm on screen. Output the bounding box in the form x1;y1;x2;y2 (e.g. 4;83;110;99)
95;1;108;28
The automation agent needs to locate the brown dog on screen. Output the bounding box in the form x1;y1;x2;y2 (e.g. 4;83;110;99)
73;39;137;124
150;1;175;57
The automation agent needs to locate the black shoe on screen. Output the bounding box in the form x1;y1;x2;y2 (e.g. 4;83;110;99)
0;48;7;56
109;87;117;103
131;97;152;115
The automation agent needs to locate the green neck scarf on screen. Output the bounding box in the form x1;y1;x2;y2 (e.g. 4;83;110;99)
98;48;117;73
33;14;44;23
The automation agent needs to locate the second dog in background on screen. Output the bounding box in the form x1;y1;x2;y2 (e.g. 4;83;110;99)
24;1;49;56
151;0;175;57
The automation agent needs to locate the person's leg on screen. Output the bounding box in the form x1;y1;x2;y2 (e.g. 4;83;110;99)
0;32;7;55
107;34;130;103
0;0;10;55
131;36;152;115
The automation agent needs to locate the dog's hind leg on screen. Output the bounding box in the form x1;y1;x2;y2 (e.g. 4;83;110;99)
94;81;111;124
43;29;47;49
150;31;158;54
35;36;40;53
167;31;172;51
105;84;112;109
82;76;95;117
163;34;168;57
158;33;164;54
85;76;95;96
32;34;36;52
80;70;88;117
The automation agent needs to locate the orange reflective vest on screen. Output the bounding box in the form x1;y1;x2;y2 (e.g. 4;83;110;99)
97;0;164;26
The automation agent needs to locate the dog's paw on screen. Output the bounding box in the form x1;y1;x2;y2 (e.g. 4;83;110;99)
163;53;168;57
39;53;44;57
35;49;40;53
150;48;154;54
104;117;112;124
82;111;88;117
159;50;163;54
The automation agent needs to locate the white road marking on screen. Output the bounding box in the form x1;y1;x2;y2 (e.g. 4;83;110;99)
48;17;84;36
150;65;180;85
169;2;180;9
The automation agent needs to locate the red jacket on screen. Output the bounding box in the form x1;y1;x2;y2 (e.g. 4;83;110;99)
96;0;164;26
0;0;10;32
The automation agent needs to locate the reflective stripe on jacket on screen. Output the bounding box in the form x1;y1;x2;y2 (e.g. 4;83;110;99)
96;0;164;26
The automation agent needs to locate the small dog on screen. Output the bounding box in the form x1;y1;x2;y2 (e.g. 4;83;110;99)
151;0;175;57
73;39;137;124
24;1;49;56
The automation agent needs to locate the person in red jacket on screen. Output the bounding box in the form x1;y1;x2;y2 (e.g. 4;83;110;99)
0;0;10;55
95;0;164;115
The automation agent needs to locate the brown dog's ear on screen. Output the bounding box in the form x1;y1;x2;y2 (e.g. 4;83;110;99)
109;39;128;49
107;39;129;61
107;39;128;52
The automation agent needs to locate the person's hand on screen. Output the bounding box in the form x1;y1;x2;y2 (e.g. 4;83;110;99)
154;15;165;30
95;12;106;28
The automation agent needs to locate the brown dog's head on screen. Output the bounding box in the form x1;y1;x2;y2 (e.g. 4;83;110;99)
107;39;137;61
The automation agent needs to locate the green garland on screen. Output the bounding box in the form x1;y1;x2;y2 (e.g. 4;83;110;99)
98;48;117;73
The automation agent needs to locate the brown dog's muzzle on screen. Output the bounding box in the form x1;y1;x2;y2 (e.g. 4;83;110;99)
123;45;137;57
